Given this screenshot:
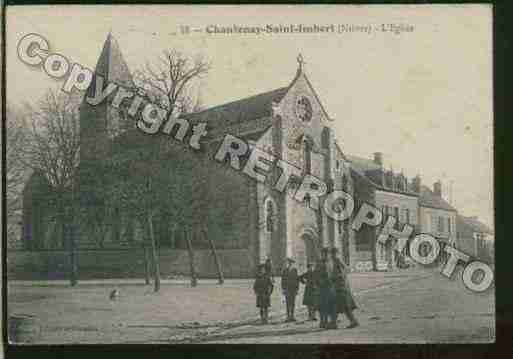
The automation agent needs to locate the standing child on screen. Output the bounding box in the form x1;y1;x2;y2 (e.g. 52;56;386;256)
281;258;300;322
299;263;319;321
253;264;274;324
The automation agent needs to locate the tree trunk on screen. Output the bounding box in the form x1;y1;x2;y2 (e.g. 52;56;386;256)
170;223;177;249
185;228;197;287
69;222;78;286
143;243;151;285
148;214;161;292
203;229;223;284
61;196;77;287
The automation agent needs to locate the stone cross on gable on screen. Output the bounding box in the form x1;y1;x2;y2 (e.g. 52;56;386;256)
297;53;305;71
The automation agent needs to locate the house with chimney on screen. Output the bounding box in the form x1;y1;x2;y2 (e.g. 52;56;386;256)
418;181;458;247
349;152;420;271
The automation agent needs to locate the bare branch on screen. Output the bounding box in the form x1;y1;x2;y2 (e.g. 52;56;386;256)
134;48;211;115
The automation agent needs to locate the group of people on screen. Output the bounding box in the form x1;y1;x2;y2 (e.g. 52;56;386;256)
253;247;359;329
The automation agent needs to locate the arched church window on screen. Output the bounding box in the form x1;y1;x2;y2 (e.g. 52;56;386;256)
302;137;312;175
265;199;276;233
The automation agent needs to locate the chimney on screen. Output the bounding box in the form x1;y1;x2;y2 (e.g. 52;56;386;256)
373;152;383;166
412;175;421;193
433;180;442;197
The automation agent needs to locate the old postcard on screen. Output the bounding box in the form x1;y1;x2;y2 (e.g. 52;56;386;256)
4;5;494;344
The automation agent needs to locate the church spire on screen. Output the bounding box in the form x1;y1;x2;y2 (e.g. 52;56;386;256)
80;33;135;162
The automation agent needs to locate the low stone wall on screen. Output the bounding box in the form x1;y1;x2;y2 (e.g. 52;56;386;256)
7;248;256;280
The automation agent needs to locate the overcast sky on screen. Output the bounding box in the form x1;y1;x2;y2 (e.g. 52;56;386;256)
6;5;493;228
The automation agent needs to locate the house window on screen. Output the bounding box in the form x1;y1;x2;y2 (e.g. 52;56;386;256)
394;207;399;223
430;214;437;233
265;199;275;233
437;216;445;233
405;208;410;224
447;218;451;233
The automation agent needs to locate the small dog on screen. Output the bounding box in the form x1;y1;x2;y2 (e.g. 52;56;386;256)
109;289;120;301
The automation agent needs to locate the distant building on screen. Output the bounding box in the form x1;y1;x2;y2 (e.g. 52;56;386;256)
418;181;457;246
456;215;494;263
349;153;419;271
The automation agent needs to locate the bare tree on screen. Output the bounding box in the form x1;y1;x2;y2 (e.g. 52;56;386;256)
20;89;81;285
5;104;30;245
99;49;211;291
21;89;81;200
133;49;211;115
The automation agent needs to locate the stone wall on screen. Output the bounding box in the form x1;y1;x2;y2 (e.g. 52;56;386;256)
7;248;256;280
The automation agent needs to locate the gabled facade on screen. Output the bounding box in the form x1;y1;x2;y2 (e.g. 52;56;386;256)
248;65;355;273
418;182;457;245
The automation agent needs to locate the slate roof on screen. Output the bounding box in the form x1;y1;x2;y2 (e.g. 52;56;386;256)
347;155;381;173
185;87;288;138
457;215;493;235
84;33;135;100
347;154;420;198
419;185;456;212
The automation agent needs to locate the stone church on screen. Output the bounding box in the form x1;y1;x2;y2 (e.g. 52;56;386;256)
22;34;369;277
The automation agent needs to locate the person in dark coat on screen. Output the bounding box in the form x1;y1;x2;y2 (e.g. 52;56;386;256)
253;264;274;324
299;263;319;321
281;258;300;322
317;248;336;329
264;257;274;283
330;247;359;329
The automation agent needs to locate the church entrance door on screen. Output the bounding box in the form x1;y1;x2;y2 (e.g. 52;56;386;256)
297;233;317;273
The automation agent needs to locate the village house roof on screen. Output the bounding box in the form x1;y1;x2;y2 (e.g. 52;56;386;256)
347;154;417;197
457;215;493;235
419;185;457;212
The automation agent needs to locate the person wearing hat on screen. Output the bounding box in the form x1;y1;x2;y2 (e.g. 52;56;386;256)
253;264;274;324
299;262;319;321
281;258;300;322
329;247;359;329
